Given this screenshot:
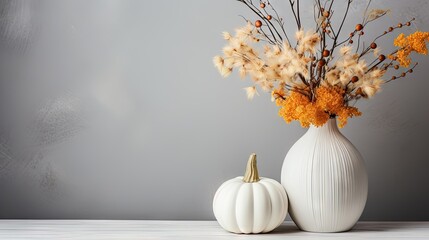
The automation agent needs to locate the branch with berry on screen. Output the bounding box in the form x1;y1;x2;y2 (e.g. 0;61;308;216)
214;0;429;127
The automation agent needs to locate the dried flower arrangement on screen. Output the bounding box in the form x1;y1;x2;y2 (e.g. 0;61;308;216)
213;0;429;127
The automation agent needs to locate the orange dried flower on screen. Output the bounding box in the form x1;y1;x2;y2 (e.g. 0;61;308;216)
393;31;429;67
277;86;361;128
277;90;315;128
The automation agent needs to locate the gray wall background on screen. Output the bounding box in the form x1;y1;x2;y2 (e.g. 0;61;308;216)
0;0;428;220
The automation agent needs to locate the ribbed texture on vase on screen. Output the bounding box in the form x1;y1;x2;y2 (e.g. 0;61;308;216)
281;119;368;232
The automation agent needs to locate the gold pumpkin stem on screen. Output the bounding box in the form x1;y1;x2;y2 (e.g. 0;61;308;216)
243;153;260;183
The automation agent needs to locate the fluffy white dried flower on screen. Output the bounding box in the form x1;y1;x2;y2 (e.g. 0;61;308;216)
355;60;368;75
235;23;253;40
336;56;356;69
239;66;247;79
325;69;341;86
296;30;320;54
222;46;234;57
295;29;304;40
223;57;235;68
229;37;245;49
339;46;353;56
220;66;232;77
361;78;383;97
213;56;224;71
259;81;273;92
222;32;232;40
369;68;386;79
244;86;258;99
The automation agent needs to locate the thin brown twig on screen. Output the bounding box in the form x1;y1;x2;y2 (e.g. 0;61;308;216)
384;62;418;83
238;15;276;44
264;0;291;43
245;0;286;43
288;0;301;29
237;0;281;44
329;0;352;57
297;0;301;29
298;73;309;86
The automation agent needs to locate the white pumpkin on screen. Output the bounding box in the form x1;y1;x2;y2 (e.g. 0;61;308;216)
213;153;288;234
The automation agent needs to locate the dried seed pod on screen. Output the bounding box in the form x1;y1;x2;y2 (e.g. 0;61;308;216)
323;11;330;17
323;49;330;57
255;20;262;28
355;24;363;31
378;54;386;61
266;15;272;20
370;42;377;49
351;76;359;83
318;59;326;67
260;3;265;8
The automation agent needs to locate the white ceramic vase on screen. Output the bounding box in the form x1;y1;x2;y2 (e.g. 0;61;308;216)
281;118;368;232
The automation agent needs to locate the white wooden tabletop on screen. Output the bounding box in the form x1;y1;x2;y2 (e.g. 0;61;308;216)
0;220;428;239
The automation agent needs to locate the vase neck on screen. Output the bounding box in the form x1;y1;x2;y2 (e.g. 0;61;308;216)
307;118;340;135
